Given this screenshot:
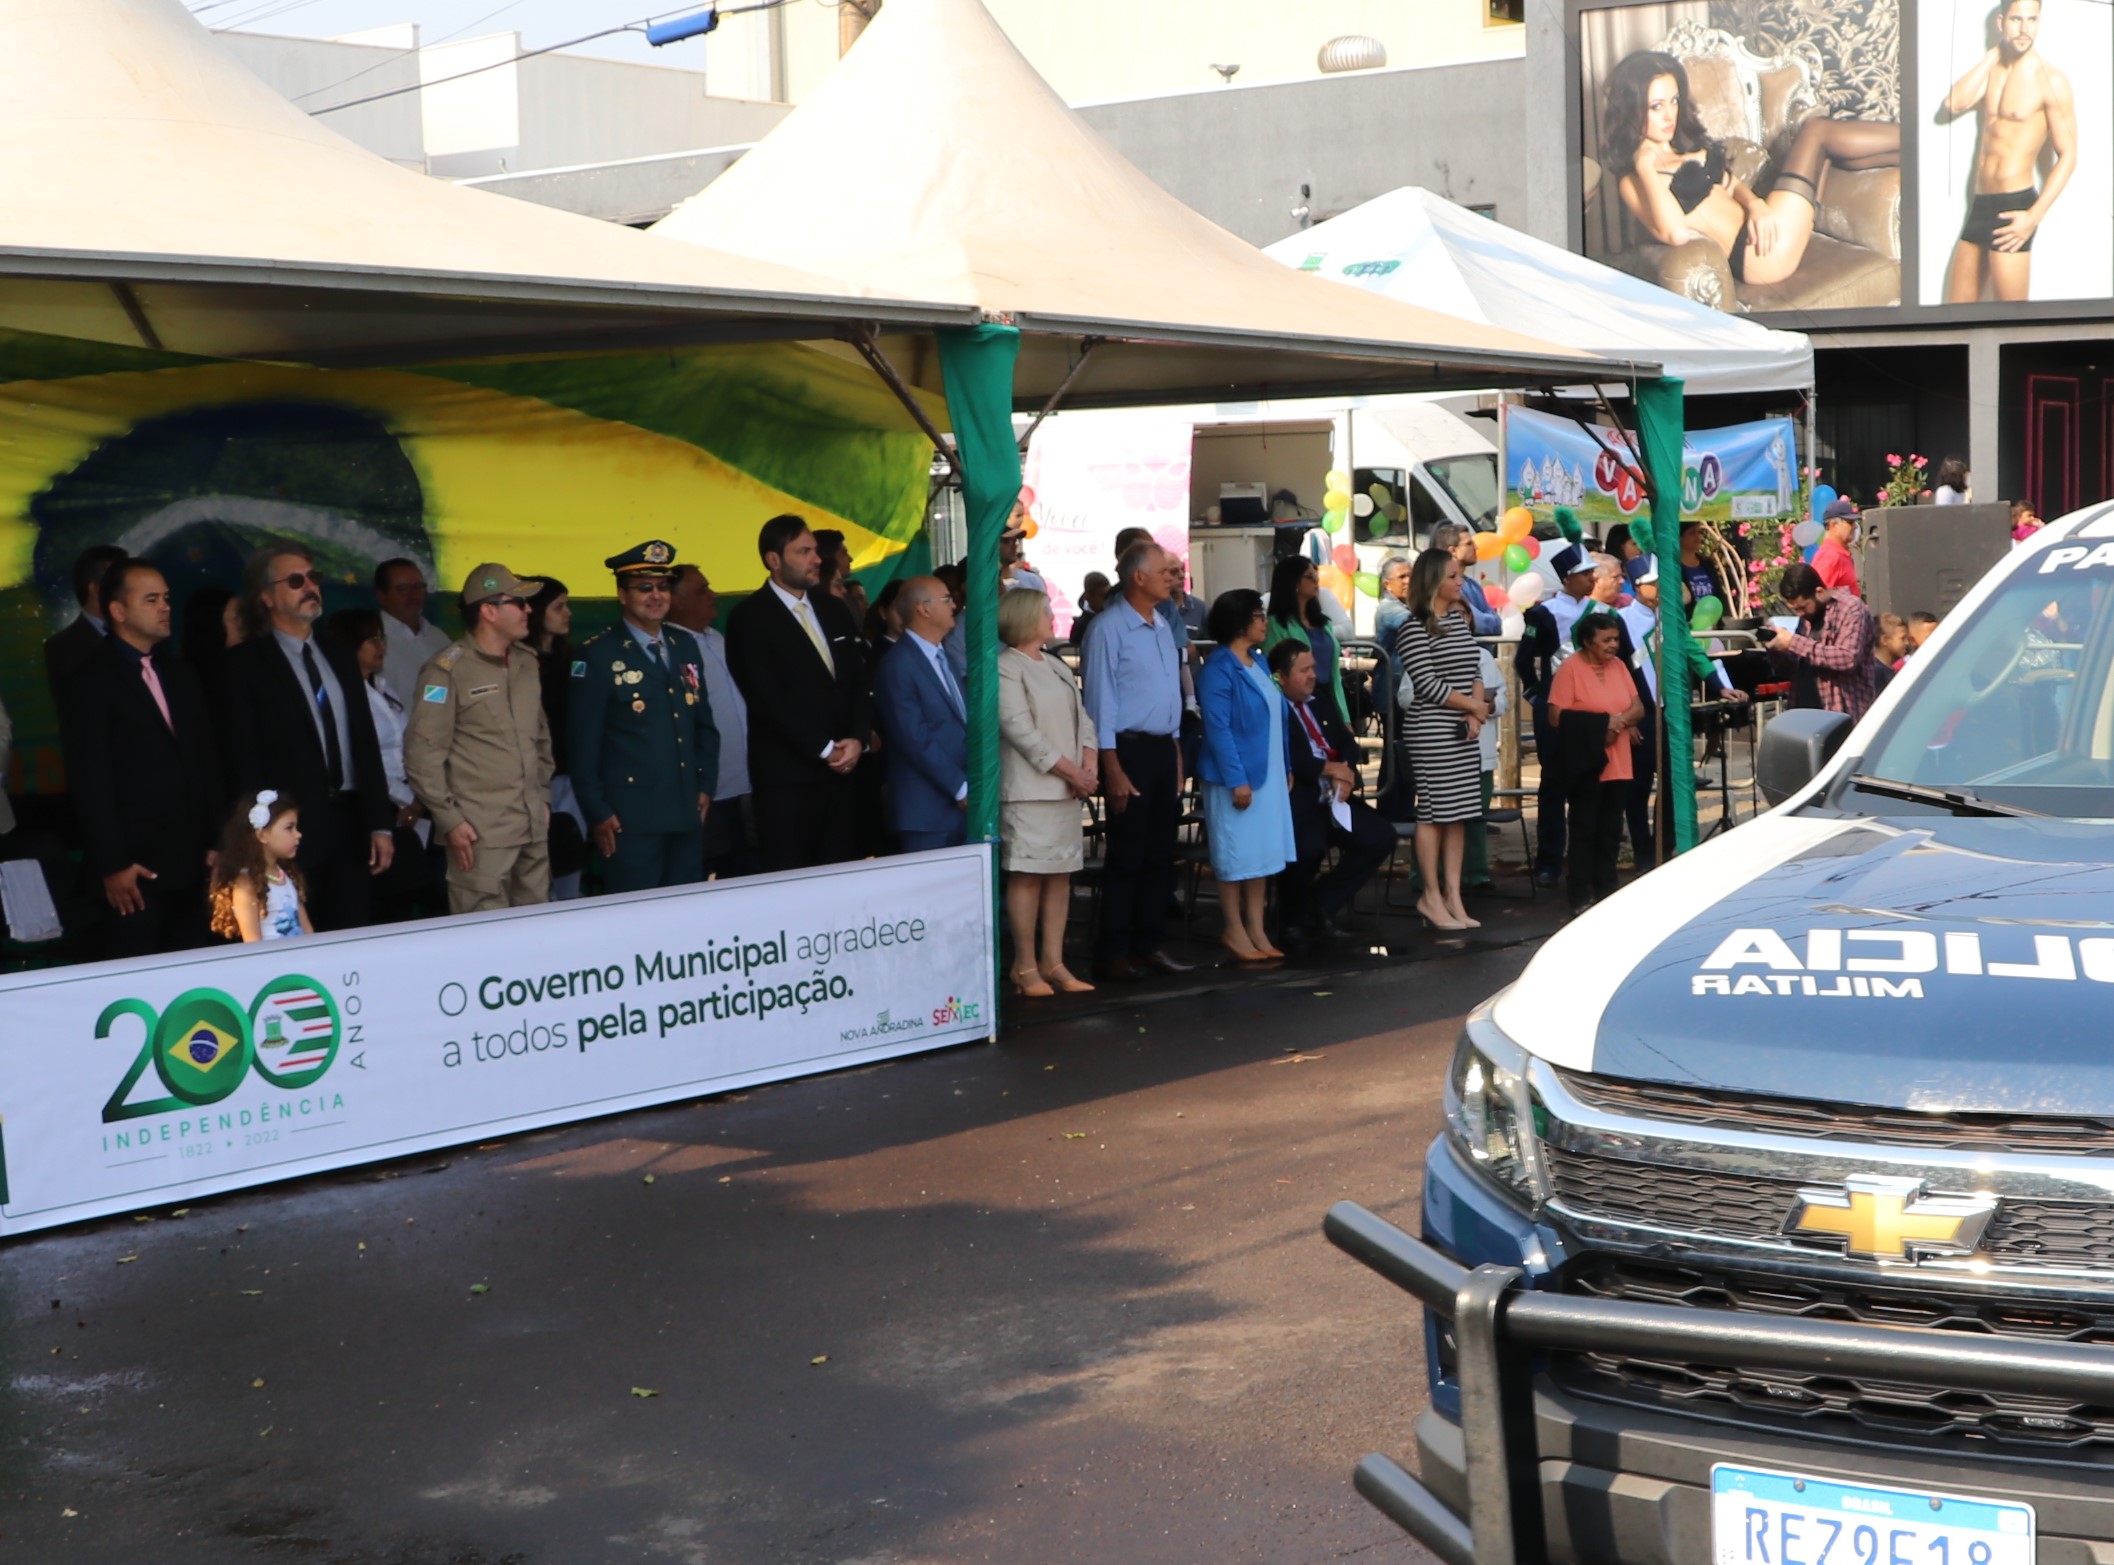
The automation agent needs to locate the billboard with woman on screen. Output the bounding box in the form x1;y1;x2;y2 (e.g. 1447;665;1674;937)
1579;1;1902;314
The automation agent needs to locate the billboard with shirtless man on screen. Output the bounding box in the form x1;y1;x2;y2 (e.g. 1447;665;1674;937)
1917;0;2111;304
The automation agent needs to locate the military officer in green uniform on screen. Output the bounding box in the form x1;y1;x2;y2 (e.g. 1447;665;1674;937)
568;540;720;893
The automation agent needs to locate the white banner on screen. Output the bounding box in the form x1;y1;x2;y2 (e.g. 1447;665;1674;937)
0;847;996;1237
1021;408;1194;636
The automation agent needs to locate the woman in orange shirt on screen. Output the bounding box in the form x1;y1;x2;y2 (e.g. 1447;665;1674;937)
1547;615;1646;914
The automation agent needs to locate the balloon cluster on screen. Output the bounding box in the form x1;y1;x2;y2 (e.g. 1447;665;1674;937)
1318;466;1394;598
1015;484;1041;539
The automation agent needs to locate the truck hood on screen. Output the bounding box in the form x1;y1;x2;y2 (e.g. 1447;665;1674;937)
1496;813;2114;1115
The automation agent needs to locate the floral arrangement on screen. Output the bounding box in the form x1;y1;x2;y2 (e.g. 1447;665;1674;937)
1881;452;1928;509
1738;464;1819;615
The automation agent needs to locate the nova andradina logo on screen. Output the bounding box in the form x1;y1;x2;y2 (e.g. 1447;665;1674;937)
101;974;343;1123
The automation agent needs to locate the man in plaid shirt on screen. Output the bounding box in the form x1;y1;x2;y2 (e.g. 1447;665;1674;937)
1760;561;1878;722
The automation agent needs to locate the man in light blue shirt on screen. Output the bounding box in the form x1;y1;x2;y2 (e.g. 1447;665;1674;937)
669;564;752;878
1077;542;1191;981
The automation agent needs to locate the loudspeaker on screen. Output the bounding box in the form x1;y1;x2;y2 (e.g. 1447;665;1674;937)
1859;503;2012;621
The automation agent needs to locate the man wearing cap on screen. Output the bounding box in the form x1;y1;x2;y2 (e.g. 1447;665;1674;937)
404;564;555;913
1519;543;1601;888
567;542;720;894
1813;499;1862;597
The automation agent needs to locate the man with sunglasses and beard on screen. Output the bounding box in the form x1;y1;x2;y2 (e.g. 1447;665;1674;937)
220;543;397;930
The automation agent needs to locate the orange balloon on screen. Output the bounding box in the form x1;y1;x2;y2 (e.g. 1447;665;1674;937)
1474;531;1505;562
1316;564;1353;601
1498;507;1534;545
1022;517;1039;538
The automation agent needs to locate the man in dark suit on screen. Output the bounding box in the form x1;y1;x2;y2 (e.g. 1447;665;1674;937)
724;514;873;872
872;576;967;852
219;543;395;930
1270;641;1394;947
568;541;719;894
63;559;223;958
44;543;128;704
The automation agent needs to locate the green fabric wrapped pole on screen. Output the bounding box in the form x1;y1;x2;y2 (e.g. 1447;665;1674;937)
934;324;1023;856
1637;376;1696;855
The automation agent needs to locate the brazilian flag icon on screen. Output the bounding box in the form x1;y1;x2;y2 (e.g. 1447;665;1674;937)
152;990;252;1107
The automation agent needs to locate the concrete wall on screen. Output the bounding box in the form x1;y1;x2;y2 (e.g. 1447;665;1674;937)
780;0;1524;105
209;32;425;169
460;146;752;228
429;53;788;180
1075;59;1526;247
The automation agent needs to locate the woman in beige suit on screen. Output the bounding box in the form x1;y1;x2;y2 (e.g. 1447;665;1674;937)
997;588;1098;997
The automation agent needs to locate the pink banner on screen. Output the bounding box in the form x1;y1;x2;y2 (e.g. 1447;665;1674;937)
1020;411;1193;636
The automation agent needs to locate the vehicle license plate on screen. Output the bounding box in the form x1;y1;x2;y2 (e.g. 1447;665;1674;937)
1712;1464;2034;1565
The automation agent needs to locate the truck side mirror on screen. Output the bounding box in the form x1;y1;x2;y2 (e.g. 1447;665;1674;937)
1757;709;1854;806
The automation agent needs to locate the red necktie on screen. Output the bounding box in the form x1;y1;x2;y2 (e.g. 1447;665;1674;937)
1297;701;1336;760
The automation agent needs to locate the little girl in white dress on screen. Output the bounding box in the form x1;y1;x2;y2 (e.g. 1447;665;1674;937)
208;791;314;942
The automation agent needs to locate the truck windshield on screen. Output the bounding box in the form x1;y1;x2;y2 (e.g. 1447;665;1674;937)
1848;543;2114;818
1424;455;1499;529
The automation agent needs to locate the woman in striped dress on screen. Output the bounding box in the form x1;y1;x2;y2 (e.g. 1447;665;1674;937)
1394;548;1491;931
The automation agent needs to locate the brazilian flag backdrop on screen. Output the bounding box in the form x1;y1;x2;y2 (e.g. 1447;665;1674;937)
0;327;944;794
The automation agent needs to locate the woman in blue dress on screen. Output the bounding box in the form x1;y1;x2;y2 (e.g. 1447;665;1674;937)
1197;589;1296;962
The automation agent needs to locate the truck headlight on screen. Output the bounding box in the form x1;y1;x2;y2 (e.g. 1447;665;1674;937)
1443;1018;1542;1203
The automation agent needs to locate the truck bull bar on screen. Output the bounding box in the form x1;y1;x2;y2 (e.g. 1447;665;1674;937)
1323;1200;2114;1565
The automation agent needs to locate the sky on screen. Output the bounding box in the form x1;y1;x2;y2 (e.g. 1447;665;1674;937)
182;0;769;65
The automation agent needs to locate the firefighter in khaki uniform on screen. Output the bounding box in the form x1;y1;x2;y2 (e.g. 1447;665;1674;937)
568;540;719;893
403;563;555;912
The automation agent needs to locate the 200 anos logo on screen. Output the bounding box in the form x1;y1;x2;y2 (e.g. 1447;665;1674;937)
100;974;344;1123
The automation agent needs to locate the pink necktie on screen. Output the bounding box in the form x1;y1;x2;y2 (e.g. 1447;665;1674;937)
140;658;173;730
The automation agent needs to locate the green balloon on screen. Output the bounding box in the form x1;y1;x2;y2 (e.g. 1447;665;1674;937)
1321;507;1348;534
1690;595;1725;632
1354;570;1382;598
1503;543;1532;573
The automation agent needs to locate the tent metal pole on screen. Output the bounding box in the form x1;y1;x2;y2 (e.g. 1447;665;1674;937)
1015;339;1103;453
849;326;961;476
109;283;162;351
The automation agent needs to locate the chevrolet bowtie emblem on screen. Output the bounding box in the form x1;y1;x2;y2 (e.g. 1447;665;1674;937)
1787;1175;1996;1262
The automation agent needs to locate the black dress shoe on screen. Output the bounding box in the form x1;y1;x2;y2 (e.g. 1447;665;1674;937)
1136;949;1195;975
1533;869;1561;889
1093;956;1144;982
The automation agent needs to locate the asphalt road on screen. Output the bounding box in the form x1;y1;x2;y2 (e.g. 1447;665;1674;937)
0;939;1540;1564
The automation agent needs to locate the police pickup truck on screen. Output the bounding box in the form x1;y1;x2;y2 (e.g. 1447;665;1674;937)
1419;504;2114;1563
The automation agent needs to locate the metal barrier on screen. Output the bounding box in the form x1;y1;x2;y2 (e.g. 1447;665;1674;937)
1322;1201;2114;1565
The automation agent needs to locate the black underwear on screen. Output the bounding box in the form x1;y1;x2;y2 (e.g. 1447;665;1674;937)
1962;189;2038;251
1729;226;1748;283
1668;143;1728;214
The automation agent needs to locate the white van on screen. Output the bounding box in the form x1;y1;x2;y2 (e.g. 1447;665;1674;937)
1187;396;1500;637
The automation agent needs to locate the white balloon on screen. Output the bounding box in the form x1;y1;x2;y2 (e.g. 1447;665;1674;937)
1500;612;1527;643
1352;493;1376;518
1507;573;1547;609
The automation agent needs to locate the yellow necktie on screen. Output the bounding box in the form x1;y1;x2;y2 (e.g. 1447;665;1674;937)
797;599;834;674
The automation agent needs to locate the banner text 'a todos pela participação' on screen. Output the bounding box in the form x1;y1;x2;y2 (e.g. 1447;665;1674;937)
0;847;996;1237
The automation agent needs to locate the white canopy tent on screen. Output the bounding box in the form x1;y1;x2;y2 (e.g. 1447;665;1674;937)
649;0;1642;407
0;0;972;364
1263;188;1813;399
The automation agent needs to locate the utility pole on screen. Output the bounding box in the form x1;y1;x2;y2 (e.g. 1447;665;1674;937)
838;0;880;54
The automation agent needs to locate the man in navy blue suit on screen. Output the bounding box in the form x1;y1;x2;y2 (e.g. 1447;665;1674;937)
872;576;968;852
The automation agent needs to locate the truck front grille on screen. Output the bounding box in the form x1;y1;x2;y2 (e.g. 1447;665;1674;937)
1555;1256;2114;1461
1554;1070;2114;1156
1545;1144;2114;1269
